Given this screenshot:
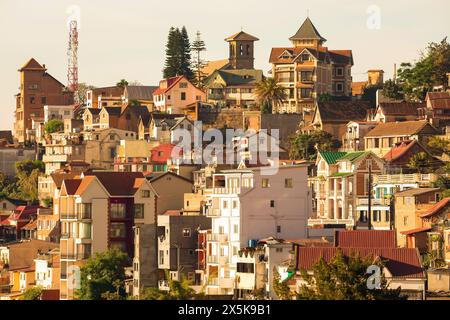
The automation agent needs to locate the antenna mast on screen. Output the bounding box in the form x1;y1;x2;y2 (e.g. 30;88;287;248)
68;20;79;99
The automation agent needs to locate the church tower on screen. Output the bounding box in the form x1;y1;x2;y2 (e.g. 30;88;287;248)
289;17;326;48
225;31;259;69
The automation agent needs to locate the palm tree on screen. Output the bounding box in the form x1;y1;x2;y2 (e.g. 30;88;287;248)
116;79;128;88
255;77;286;113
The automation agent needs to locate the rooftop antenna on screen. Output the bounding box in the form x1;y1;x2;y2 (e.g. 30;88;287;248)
68;20;79;101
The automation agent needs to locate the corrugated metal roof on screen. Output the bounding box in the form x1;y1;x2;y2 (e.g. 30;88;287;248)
319;151;347;164
335;230;396;248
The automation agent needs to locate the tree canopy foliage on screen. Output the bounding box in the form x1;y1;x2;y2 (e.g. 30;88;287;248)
76;249;130;300
297;250;406;300
141;271;203;300
163;26;194;80
290;130;340;160
44;119;64;134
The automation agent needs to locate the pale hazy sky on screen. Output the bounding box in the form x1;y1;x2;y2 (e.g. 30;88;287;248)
0;0;449;130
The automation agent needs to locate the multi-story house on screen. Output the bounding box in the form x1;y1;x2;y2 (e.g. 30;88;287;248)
34;248;60;289
204;165;309;296
137;113;183;141
86;85;157;110
269;17;353;115
394;188;441;248
355;173;438;231
204;30;263;108
157;212;211;291
13;58;74;143
42;132;85;175
309;151;384;229
341;121;377;152
153;76;205;114
57;171;157;299
423;91;450;129
364;120;439;158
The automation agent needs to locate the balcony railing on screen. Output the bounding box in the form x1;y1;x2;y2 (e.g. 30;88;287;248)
213;187;242;194
42;154;69;162
356;198;390;206
207;256;219;264
207;233;228;243
374;173;437;184
60;212;77;220
308;218;354;227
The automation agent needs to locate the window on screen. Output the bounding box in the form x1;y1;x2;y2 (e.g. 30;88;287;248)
300;71;313;82
167;95;171;100
285;178;293;188
336;83;344;92
270;200;275;208
110;147;116;159
237;262;254;273
262;178;270;188
30;96;35;104
182;228;191;237
277;225;281;233
300;88;312;99
159;250;165;265
110;223;126;237
403;216;408;226
181;92;186;100
41;97;47;104
110;134;115;140
179;82;188;88
301;53;310;62
111;203;126;218
222;200;228;209
134;204;144;219
141;190;151;198
385;211;390;222
373;210;381;222
233;224;238;234
336;67;344;76
232;200;238;209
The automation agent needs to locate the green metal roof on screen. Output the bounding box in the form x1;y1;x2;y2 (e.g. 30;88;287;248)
330;172;353;178
319;151;347;164
338;151;368;163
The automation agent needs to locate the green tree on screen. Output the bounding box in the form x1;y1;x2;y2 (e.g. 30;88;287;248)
272;267;293;300
397;38;450;102
382;79;403;100
407;152;431;173
255;77;286;113
433;175;450;190
21;286;43;300
116;79;128;88
76;249;130;300
191;30;207;88
428;136;450;157
163;27;193;79
290;130;340;160
9;160;45;203
44;119;64;134
297;250;406;300
318;93;332;102
141;271;202;300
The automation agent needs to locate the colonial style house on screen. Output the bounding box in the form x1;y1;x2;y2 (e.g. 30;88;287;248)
309;151;384;229
309;100;372;142
423;91;450;129
364;120;439;158
269;17;353;116
153;76;205;114
204;30;263;108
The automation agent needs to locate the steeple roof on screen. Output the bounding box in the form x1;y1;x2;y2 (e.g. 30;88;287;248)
225;31;259;42
289;17;326;42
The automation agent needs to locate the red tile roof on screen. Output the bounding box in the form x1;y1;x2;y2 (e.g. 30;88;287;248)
153;76;184;95
400;227;432;235
334;230;396;248
419;197;450;218
297;247;424;279
383;140;418;162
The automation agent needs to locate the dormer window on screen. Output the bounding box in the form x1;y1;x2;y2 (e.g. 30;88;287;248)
301;53;310;62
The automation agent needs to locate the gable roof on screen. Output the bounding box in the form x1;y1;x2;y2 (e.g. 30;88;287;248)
6;240;59;271
206;69;263;87
83;171;146;196
50;173;78;189
337;151;368;163
102;107;122;116
315;101;371;123
289;17;326;41
378;102;424;116
334;230;396;248
318;151;347;165
297;247;424;279
153;76;187;95
148;171;193;184
126;86;158;101
201;59;230;77
365;121;437;138
383;140;432;163
426;91;450;109
225;31;259;42
19;58;46;71
419;197;450;218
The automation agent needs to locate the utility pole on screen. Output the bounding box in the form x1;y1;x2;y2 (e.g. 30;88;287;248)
367;162;372;230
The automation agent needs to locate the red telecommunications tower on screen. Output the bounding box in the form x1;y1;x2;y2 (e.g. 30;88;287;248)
67;20;79;94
